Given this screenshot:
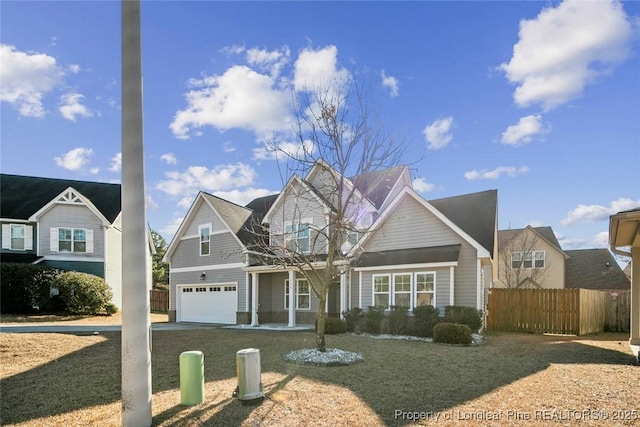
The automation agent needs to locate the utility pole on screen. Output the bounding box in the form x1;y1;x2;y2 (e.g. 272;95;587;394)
121;1;152;425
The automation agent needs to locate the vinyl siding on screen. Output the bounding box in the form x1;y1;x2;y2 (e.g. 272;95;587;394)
172;232;244;268
39;204;105;258
104;215;123;308
170;267;246;311
360;194;479;308
184;199;228;236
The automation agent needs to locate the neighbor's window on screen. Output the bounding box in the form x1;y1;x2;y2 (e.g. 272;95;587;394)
511;252;522;269
534;251;545;268
393;273;411;307
285;222;310;253
284;279;311;310
199;224;210;256
512;251;545;269
58;227;86;253
415;272;435;307
10;224;25;250
373;274;390;308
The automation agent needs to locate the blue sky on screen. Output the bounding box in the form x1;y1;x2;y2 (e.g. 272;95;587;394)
2;1;639;251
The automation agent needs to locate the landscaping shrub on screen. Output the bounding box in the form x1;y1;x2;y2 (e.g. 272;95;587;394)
409;305;442;337
324;317;347;334
54;271;114;315
387;305;409;335
365;306;386;334
433;322;472;345
0;263;61;313
444;306;483;333
342;307;364;332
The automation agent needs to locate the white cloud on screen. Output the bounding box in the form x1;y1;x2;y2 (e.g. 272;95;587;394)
221;44;245;55
89;167;99;175
170;65;292;140
412;178;435;193
561;197;640;225
555;233;586;249
54;147;94;171
108;152;122;172
501;114;545;146
592;231;610;248
146;194;159;211
68;64;81;74
381;70;399;97
464;166;529;180
246;46;290;77
499;0;633;110
223;142;236;153
160;153;177;165
252;140;315;161
293;45;350;95
215;188;278;206
59;92;93;121
156;163;257;196
526;220;545;228
160;217;184;237
0;44;63;117
423;117;454;150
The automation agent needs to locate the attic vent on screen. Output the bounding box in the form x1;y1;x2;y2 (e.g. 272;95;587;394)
57;190;83;204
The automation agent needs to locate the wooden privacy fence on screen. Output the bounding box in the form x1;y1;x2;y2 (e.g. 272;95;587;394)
604;291;630;332
150;289;169;313
486;288;609;335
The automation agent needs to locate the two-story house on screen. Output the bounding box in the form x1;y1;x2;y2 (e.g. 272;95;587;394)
0;174;152;308
164;161;498;325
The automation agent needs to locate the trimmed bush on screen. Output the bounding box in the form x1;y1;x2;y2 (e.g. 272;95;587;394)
444;306;483;333
364;306;386;334
341;307;364;332
54;271;114;315
409;305;442;337
0;263;62;313
387;305;409;335
324;317;347;334
433;322;472;345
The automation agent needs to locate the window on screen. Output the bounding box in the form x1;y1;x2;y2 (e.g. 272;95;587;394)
10;225;25;250
346;230;359;246
199;224;210;256
285;222;310;253
373;275;390;308
284;279;310;310
58;228;86;253
415;272;435;307
511;251;545;269
393;274;411;307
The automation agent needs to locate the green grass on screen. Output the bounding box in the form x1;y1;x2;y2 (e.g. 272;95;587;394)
1;330;637;426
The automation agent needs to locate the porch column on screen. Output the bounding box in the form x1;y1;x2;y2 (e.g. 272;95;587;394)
630;247;640;349
340;269;347;320
288;270;296;327
251;272;259;326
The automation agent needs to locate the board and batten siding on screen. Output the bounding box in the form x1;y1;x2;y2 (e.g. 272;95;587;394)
38;204;105;258
170;268;246;311
104;215;123;308
362;194;479;308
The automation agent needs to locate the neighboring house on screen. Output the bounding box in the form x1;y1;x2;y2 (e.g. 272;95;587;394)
165;161;497;325
609;207;640;361
0;174;153;308
564;249;630;291
496;226;567;289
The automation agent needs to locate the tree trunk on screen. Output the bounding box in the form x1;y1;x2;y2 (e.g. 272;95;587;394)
316;284;327;352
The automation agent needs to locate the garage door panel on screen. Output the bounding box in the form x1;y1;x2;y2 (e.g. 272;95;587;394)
178;284;237;324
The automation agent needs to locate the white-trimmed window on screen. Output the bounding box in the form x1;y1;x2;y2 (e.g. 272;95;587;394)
2;224;33;251
285;220;311;253
50;227;93;253
415;272;435;307
373;274;390;308
511;251;545;269
284;279;311;310
393;273;411;307
199;224;211;256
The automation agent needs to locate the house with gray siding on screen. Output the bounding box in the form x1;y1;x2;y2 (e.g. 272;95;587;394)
165;161;497;325
0;174;152;309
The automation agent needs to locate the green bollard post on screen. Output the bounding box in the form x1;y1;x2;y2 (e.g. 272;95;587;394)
179;350;204;405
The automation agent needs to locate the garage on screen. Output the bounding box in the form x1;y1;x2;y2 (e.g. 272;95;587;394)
177;283;237;324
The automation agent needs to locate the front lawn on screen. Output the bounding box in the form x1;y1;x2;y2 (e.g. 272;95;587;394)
1;330;637;426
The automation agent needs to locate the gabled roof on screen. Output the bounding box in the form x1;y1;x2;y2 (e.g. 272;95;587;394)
428;189;498;257
201;192;253;236
261;174;333;224
240;193;279;246
351;166;408;209
0;174;121;223
565;249;630;290
498;226;564;254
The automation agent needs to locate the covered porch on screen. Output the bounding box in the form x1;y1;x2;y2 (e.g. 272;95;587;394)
242;263;349;328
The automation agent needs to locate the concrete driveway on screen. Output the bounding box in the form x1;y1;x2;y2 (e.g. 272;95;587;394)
0;322;221;333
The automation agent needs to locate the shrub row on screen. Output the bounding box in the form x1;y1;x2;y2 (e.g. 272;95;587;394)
0;263;115;315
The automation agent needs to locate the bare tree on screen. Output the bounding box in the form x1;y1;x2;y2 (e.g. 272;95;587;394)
498;228;552;288
248;77;405;351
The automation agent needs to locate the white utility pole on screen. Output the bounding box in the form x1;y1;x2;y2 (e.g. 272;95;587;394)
121;1;152;425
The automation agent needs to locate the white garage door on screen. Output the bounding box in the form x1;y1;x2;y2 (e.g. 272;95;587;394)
177;284;237;324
